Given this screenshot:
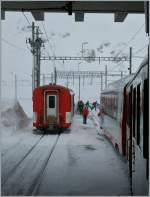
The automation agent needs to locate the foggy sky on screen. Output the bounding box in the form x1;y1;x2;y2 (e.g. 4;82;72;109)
2;11;148;116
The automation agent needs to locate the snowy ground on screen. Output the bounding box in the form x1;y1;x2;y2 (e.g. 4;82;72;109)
1;103;131;196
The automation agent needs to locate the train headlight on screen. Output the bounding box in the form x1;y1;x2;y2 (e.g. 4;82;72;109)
33;112;37;122
66;112;72;123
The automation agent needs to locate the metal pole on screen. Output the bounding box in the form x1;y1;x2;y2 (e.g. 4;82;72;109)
105;65;107;88
51;73;53;83
81;43;83;57
43;74;45;85
81;42;88;58
73;72;74;86
35;27;39;88
83;76;85;87
38;33;41;87
121;71;123;78
32;22;35;91
15;74;17;102
79;75;80;100
54;67;57;84
66;75;68;87
129;47;132;75
0;1;2;128
100;73;103;92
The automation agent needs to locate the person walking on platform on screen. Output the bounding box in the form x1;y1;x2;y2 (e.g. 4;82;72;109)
93;101;97;111
97;104;104;129
77;100;84;114
82;105;89;124
85;100;89;109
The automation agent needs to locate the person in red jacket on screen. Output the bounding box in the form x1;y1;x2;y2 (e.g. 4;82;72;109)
82;105;89;124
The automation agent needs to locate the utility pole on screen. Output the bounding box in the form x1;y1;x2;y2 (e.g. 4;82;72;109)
43;74;45;85
83;76;85;87
79;75;81;100
129;47;132;75
100;73;103;92
105;65;107;89
0;0;2;128
35;27;43;88
66;75;69;87
27;22;43;91
15;74;17;102
121;71;123;78
73;72;74;86
30;22;36;92
51;73;53;83
54;67;57;84
81;42;88;57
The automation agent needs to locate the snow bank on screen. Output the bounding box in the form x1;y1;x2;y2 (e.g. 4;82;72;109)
1;99;31;130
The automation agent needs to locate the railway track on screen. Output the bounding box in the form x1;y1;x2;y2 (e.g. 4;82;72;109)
2;129;61;195
2;134;44;186
27;132;61;195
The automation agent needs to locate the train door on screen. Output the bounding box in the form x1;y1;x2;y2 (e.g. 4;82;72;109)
46;94;58;125
128;85;133;181
142;78;149;194
133;80;148;195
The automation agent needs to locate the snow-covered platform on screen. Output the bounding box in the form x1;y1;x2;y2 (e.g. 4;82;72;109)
2;108;130;195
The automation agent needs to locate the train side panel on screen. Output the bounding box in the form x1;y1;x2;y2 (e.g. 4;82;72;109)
101;91;123;153
100;76;133;156
59;89;72;128
126;60;149;195
33;88;44;128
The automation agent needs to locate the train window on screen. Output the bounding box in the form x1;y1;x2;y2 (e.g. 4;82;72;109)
133;88;136;137
136;84;140;146
49;96;55;108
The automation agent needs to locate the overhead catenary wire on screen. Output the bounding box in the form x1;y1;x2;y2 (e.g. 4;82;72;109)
41;21;66;67
22;10;31;26
133;45;148;55
41;21;55;56
115;23;145;57
2;38;29;52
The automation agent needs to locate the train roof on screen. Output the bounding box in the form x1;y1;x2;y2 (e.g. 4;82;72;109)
101;54;148;95
126;54;148;87
34;83;73;92
140;54;148;67
101;75;134;94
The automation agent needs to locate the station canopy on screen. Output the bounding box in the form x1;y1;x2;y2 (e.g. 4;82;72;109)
1;1;145;22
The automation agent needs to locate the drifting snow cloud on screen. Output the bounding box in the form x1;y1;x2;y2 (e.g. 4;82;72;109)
117;42;127;47
103;41;111;47
110;50;115;55
97;41;111;53
50;32;55;37
61;32;71;38
16;25;30;33
85;49;96;63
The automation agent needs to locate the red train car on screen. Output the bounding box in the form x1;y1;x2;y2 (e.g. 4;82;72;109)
125;55;149;195
32;84;74;130
100;75;133;156
100;55;149;195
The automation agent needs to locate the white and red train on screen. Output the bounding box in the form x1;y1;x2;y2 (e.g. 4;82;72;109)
100;55;149;195
33;84;74;130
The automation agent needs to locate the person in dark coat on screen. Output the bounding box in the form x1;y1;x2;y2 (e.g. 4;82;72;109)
78;100;84;114
82;105;89;124
85;100;89;109
93;101;97;111
97;104;104;129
